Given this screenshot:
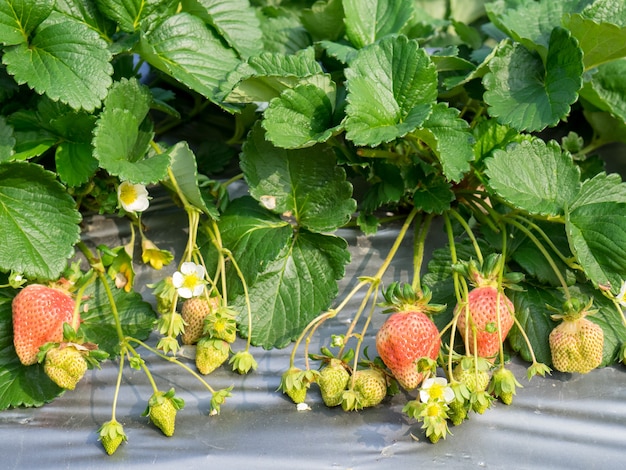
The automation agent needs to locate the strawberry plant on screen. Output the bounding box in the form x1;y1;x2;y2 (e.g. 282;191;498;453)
1;0;626;454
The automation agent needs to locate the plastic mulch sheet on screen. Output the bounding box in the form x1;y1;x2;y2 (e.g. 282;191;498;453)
1;186;625;470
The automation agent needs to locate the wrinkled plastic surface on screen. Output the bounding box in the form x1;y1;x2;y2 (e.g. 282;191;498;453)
1;186;626;470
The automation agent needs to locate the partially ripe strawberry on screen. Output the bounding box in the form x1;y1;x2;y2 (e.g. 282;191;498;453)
12;284;77;365
455;285;514;359
181;297;219;345
376;309;440;390
549;299;604;374
43;344;88;390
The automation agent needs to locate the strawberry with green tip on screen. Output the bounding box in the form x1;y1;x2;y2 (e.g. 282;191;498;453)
144;388;184;437
549;298;604;374
196;337;230;375
375;284;443;391
12;284;78;365
317;359;350;407
489;367;522;405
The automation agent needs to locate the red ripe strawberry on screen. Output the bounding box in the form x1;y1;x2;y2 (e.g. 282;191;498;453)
549;298;604;374
455;286;514;359
12;284;77;365
376;284;442;391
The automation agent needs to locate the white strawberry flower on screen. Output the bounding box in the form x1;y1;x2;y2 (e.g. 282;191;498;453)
172;262;206;299
118;181;150;213
419;377;455;404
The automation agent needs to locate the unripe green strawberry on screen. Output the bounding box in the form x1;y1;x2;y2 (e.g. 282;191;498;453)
181;297;219;345
453;359;491;393
353;369;387;408
318;359;350;407
279;367;316;404
488;367;522;405
196;337;230;375
44;345;88;390
471;391;493;414
448;399;468;426
98;419;127;455
12;284;77;365
144;389;184;437
549;301;604;374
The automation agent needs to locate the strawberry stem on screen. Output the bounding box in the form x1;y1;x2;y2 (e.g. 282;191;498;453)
411;213;434;295
505;217;571;301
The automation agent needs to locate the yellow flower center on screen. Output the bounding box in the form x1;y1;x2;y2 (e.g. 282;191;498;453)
119;184;138;206
182;273;200;289
428;383;445;401
427;403;442;417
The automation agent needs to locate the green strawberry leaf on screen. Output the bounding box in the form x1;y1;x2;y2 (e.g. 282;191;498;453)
485;138;581;217
486;0;588;60
566;201;626;292
301;0;345;42
93;78;170;184
183;0;263;59
0;116;14;162
55;142;99;187
563;0;626;69
241;123;356;233
138;12;239;104
579;59;626;124
0;294;64;409
55;0;116;38
201;196;293;298
164;141;219;219
262;83;338;149
344;35;438;146
80;276;157;357
220;47;327;104
343;0;413;49
2;16;113;112
0;161;81;280
570;172;626;211
0;0;54;46
93;0;165;32
483;27;584;133
258;11;312;56
412;102;474;183
233;229;350;349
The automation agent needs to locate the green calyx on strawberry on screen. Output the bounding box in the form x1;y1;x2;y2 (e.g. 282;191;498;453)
204;305;238;344
279;367;318;404
375;283;444;391
143;388;184;437
317;358;350;407
488;367;522;405
12;284;80;366
98;419;127;455
195;337;230;375
548;298;604;374
229;350;258;374
403;399;451;443
180;296;220;345
453;255;522;360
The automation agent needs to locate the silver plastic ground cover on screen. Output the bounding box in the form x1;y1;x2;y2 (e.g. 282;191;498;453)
1;191;625;470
